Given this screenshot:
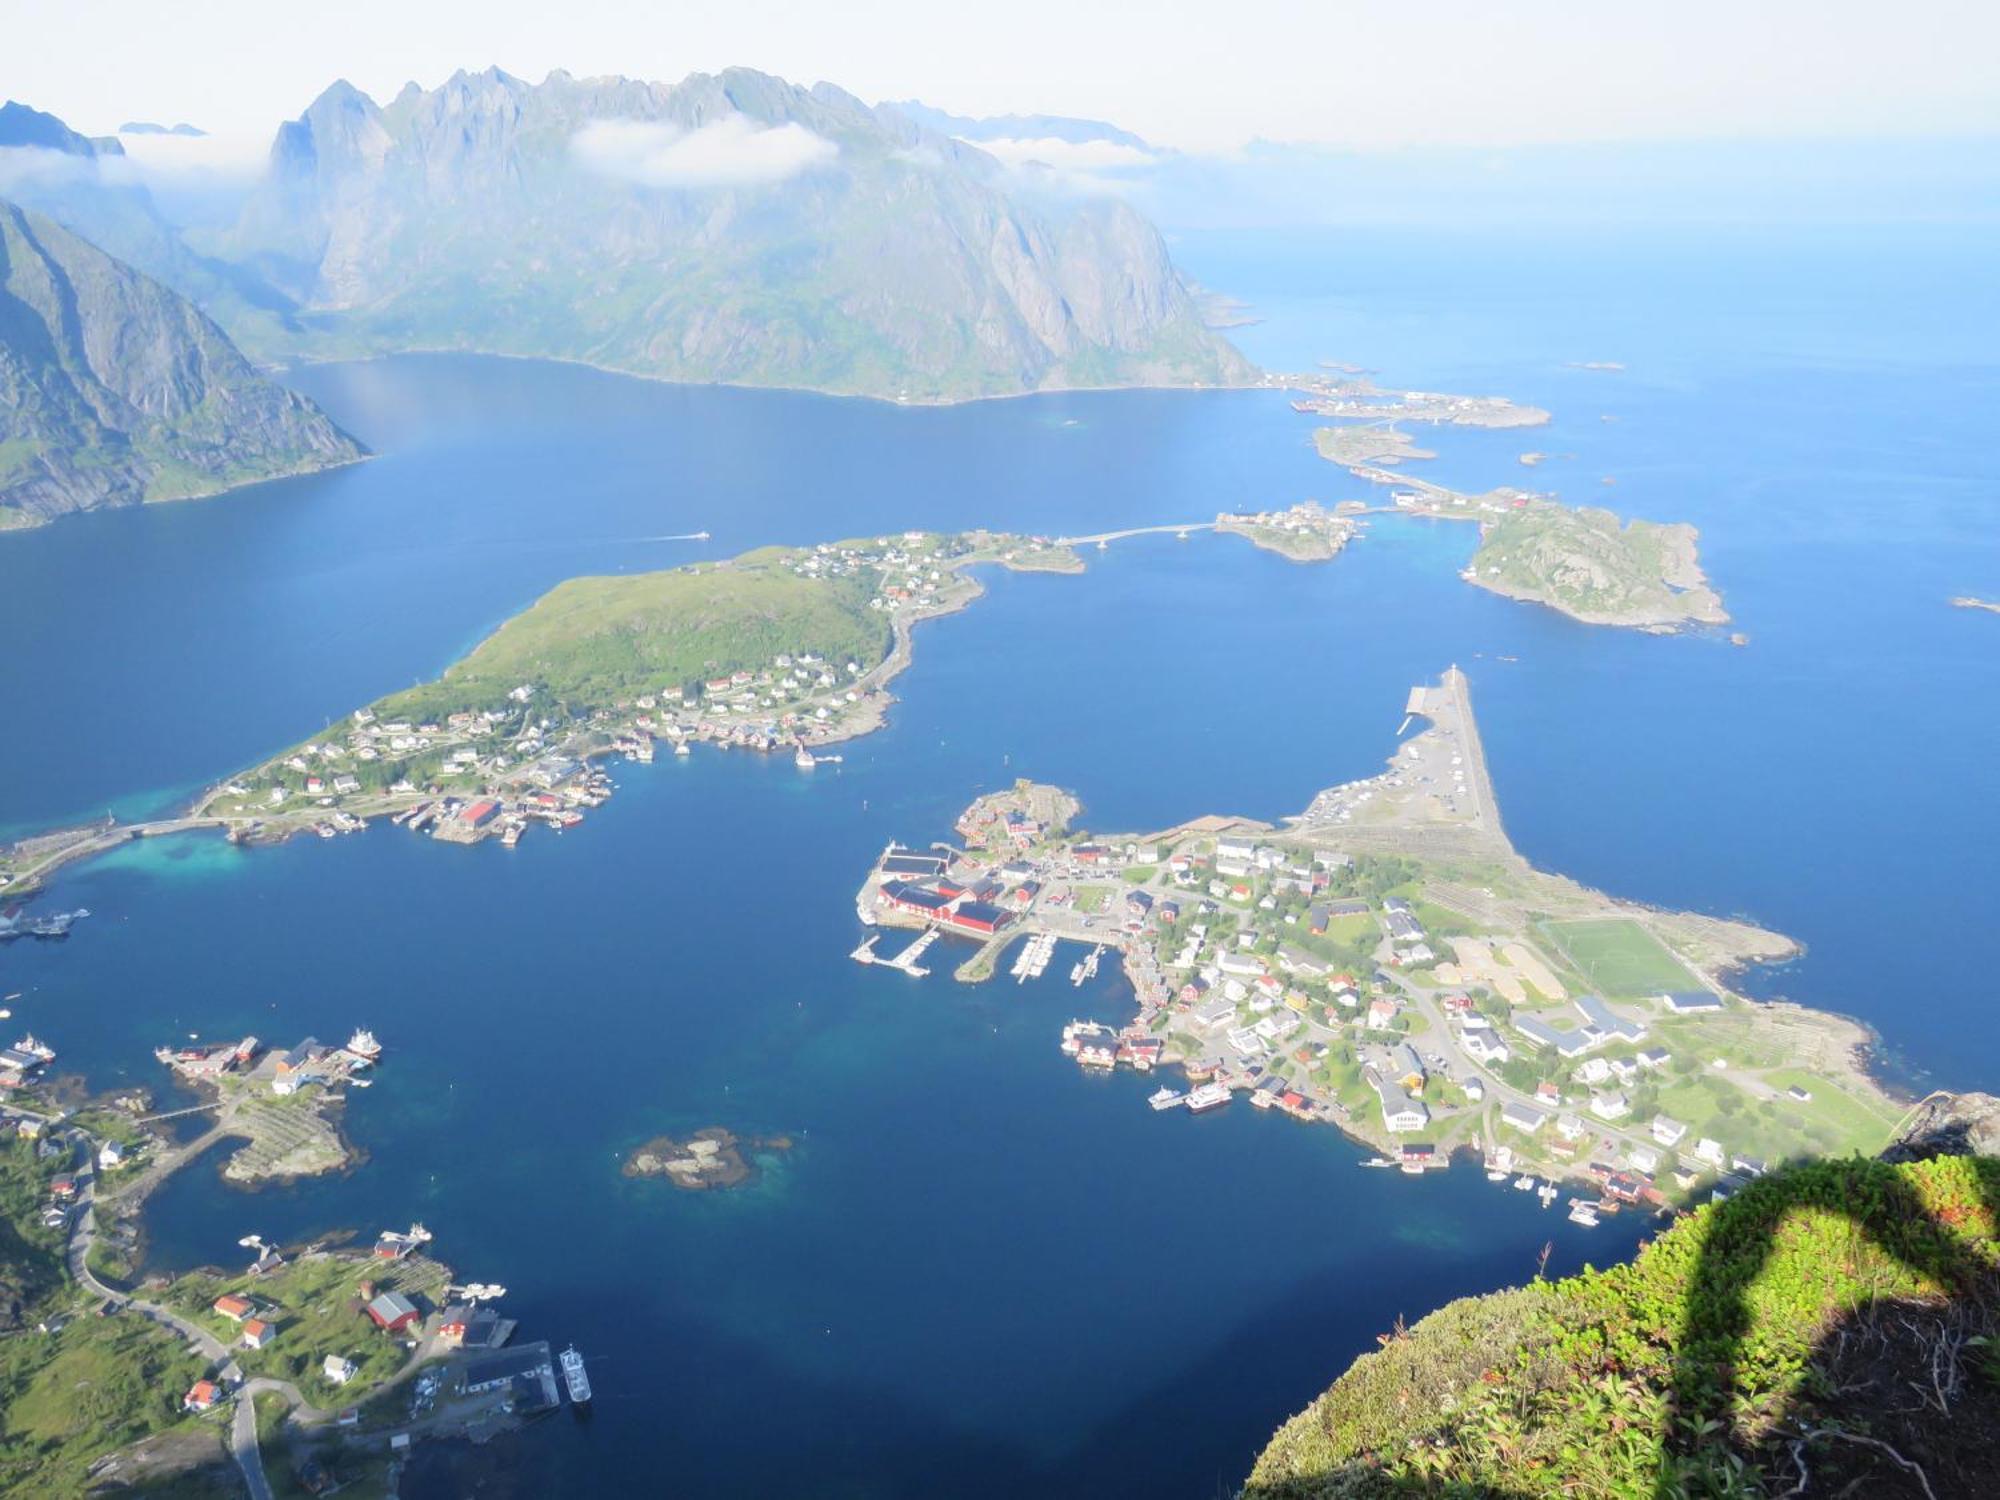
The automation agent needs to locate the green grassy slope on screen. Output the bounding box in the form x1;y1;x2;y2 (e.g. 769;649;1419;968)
1246;1154;2000;1498
377;554;889;723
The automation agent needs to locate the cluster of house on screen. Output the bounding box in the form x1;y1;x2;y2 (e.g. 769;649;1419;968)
0;1034;56;1091
1217;500;1361;553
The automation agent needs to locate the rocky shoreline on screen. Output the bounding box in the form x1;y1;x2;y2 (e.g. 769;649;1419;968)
623;1128;791;1190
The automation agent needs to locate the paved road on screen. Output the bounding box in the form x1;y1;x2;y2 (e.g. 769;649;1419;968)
229;1395;273;1500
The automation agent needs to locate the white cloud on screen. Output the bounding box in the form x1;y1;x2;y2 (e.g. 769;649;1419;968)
571;115;837;189
113;129;269;181
0;146;99;194
967;136;1158;173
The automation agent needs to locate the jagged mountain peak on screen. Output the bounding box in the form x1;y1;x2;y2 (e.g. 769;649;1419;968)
220;66;1251;400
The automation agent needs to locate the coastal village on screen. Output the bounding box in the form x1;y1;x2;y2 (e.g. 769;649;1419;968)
0;1017;596;1496
855;670;1905;1224
166;532;1030;855
0;519;1381;894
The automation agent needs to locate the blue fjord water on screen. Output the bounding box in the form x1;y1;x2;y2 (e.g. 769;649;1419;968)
0;224;1996;1495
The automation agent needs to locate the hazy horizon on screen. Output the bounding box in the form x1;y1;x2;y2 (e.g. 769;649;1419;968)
9;0;1999;157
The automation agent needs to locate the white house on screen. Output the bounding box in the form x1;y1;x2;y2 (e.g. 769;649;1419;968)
1651;1115;1689;1148
1589;1090;1632;1121
1501;1101;1547;1134
1377;1083;1430;1134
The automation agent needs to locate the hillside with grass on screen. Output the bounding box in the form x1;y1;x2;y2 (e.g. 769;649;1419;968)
376;552;889;724
1244;1143;2000;1499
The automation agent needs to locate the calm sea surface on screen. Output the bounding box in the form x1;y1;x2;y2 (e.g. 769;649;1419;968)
0;225;1995;1495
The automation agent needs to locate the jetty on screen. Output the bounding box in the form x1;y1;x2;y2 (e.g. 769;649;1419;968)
882;928;939;976
850;934;881;964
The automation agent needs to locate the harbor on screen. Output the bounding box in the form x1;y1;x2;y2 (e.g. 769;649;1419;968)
845;669;1878;1219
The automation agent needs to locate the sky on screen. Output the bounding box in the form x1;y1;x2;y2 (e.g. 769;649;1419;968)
6;0;1999;156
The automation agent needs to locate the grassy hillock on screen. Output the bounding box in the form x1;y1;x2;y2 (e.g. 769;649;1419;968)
375;553;888;723
1468;505;1728;630
1246;1155;2000;1498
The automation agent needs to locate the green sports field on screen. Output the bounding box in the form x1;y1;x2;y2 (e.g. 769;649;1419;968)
1543;917;1704;999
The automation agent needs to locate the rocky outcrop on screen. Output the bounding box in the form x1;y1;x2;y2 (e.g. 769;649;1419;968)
1882;1090;2000;1163
1468;503;1729;631
0;200;362;527
220;68;1253;400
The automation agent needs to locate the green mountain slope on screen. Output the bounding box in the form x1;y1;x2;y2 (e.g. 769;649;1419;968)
0;199;362;528
1246;1126;2000;1498
217;67;1253;400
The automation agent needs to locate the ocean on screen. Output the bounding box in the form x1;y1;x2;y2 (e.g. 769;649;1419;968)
0;222;1994;1494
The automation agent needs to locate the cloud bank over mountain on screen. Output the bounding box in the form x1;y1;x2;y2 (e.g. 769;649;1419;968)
570;114;838;189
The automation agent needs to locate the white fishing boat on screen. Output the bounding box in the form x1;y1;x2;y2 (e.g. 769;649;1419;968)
560;1345;592;1405
1148;1087;1186;1111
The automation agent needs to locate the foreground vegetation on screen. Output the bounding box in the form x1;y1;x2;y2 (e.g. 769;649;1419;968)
1245;1153;2000;1498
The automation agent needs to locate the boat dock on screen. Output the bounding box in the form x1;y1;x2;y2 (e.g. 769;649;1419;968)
850;935;881;964
1011;931;1057;983
882;928;939;976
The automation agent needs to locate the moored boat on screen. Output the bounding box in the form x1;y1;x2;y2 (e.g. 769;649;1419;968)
1185;1081;1232;1113
560;1345;592;1404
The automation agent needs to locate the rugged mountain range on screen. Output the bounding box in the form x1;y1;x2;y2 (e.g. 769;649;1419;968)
0;199;361;527
877;100;1156;152
216;67;1250;399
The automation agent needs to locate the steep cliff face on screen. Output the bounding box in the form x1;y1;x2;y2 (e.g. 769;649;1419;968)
0;200;362;527
222;67;1253;399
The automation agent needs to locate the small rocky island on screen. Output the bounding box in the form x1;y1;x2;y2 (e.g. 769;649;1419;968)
623;1128;790;1190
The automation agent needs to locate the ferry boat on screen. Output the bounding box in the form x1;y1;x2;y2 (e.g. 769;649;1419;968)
560;1345;592;1405
1185;1081;1232;1114
1148;1087;1185;1111
344;1029;383;1063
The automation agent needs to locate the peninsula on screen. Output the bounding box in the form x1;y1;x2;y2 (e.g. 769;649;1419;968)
855;669;1903;1208
175;530;1079;851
